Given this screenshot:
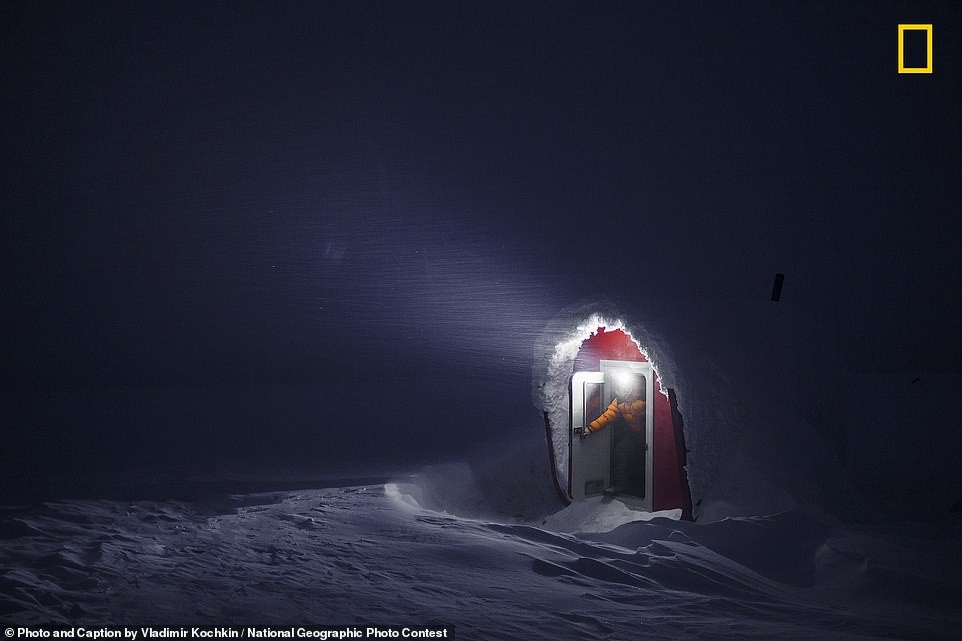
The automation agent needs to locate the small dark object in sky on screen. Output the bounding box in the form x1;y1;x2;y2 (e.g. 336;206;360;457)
771;273;785;302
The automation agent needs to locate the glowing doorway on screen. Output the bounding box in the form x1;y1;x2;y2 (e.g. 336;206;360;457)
570;360;654;511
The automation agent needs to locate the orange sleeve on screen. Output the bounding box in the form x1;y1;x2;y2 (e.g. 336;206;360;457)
587;399;620;433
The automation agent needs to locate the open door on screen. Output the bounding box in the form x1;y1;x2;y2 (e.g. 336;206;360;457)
570;371;608;499
569;360;654;511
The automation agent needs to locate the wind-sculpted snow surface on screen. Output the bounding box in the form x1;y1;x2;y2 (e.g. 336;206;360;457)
2;482;960;640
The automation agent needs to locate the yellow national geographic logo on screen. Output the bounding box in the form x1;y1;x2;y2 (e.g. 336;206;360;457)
898;24;933;74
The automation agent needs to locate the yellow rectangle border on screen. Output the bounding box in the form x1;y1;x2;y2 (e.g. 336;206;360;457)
898;24;933;74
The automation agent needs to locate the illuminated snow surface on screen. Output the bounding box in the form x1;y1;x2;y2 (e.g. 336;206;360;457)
3;302;962;638
2;466;961;640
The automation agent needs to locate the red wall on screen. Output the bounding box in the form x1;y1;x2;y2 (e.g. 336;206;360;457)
572;327;692;520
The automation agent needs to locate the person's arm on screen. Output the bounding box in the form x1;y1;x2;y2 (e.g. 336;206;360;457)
586;399;620;434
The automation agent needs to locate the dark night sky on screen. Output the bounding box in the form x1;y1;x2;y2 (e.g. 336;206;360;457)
2;2;960;486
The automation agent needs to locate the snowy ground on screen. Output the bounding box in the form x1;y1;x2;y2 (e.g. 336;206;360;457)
4;302;961;639
2;470;960;640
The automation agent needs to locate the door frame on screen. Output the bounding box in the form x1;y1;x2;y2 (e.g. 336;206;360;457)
569;360;654;511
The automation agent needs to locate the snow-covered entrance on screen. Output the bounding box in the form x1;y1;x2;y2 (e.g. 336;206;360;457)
532;304;692;519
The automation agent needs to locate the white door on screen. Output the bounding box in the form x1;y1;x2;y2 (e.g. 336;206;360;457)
570;371;608;499
569;361;654;510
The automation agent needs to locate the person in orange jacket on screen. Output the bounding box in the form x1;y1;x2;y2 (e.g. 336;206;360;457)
581;374;647;496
